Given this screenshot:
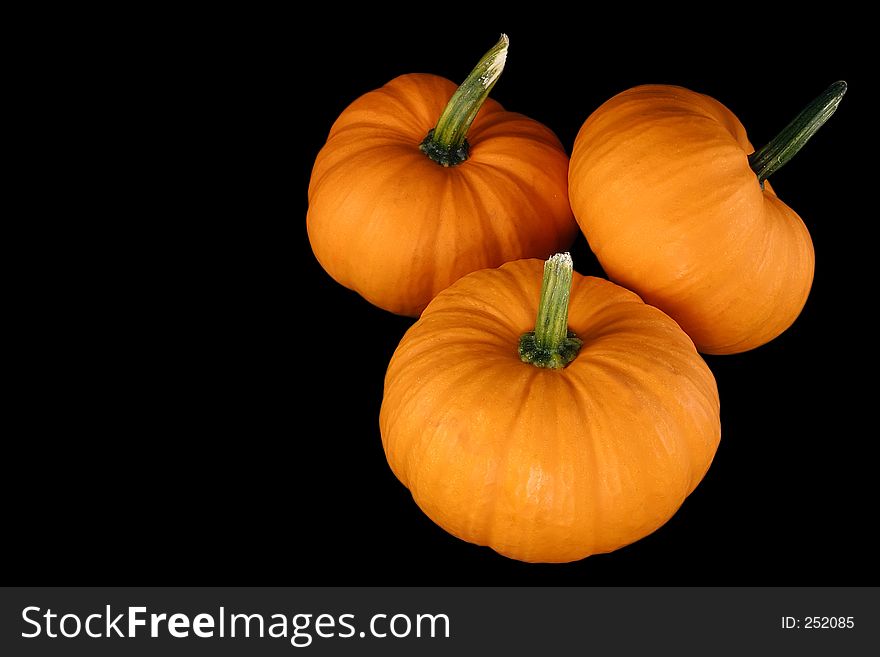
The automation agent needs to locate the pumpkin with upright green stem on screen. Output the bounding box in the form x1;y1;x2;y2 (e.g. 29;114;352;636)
308;35;575;316
380;253;720;563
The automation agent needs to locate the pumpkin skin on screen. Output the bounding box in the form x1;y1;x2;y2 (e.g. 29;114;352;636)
568;85;815;354
380;259;720;563
307;73;575;316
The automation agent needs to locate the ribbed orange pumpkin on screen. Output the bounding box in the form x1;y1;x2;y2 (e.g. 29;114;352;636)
380;254;720;563
308;36;575;316
569;82;845;354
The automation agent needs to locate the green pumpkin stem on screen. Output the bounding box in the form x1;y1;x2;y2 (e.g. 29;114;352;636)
749;81;847;185
519;253;583;369
419;34;509;167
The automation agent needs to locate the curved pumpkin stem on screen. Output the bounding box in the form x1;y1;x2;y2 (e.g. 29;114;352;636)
749;81;847;185
519;253;583;369
420;34;509;167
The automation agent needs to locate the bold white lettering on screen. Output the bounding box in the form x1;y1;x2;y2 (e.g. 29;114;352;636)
230;613;264;638
21;606;41;638
167;613;189;638
44;609;58;638
60;614;81;638
416;613;450;638
268;614;288;638
370;614;387;638
106;606;125;637
150;613;167;637
337;614;355;638
389;614;411;638
193;613;214;638
291;614;313;648
315;613;335;638
85;613;102;638
129;606;147;637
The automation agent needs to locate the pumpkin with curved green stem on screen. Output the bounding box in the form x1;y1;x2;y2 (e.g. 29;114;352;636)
308;35;575;316
569;82;846;354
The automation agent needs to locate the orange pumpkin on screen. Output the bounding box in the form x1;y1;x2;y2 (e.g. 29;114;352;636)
308;35;575;316
569;82;846;354
380;254;720;563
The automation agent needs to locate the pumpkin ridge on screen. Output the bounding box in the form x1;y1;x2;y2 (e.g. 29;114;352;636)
448;169;508;270
468;111;565;150
558;367;601;557
417;308;522;347
344;154;435;298
470;158;571;254
386;357;482;488
330;74;454;140
485;365;539;555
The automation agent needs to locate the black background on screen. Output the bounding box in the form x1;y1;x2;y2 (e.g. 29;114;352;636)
12;12;874;585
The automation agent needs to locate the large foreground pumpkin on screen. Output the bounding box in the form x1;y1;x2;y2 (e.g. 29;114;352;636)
380;254;720;563
569;82;845;354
